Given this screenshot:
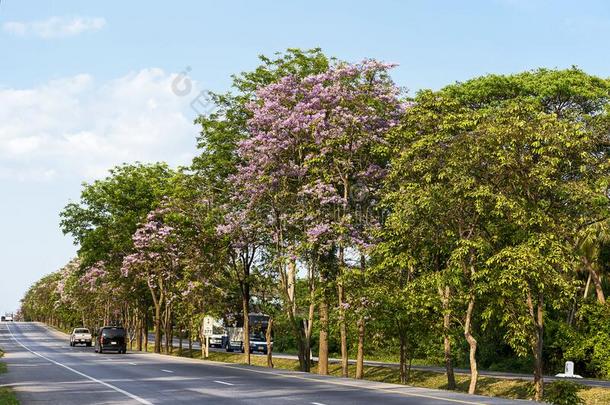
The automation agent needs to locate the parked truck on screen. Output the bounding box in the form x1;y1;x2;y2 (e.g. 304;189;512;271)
207;319;227;348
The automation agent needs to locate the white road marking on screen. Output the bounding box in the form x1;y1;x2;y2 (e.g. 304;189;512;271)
213;380;234;386
311;402;327;405
6;323;152;405
129;362;138;365
161;369;174;373
213;365;485;405
132;348;485;405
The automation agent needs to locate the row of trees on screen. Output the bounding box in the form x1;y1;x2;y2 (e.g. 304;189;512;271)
20;49;610;401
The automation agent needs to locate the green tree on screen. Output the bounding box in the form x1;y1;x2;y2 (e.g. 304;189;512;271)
191;48;333;367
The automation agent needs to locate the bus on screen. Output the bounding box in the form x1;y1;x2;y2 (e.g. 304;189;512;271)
225;313;272;354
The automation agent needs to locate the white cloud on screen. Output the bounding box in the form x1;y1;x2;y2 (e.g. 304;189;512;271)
3;16;106;39
0;69;204;182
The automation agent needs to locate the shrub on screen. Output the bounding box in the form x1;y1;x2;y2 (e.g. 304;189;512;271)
544;380;584;405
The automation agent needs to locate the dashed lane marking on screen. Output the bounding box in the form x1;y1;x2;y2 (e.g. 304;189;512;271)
216;365;486;405
213;380;234;386
5;323;152;405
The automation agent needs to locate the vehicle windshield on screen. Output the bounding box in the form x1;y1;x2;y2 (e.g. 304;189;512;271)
102;328;125;338
74;328;89;334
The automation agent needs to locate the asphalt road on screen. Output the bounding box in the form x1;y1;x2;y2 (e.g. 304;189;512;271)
147;333;610;389
0;322;533;405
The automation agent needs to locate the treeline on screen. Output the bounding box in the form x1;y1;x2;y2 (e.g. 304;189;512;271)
20;49;610;401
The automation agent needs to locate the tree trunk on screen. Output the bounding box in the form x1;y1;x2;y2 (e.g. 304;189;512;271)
318;256;331;376
164;312;169;354
129;312;134;351
179;326;183;356
304;265;316;370
318;296;329;375
533;293;544;402
200;319;206;359
163;305;172;355
136;312;143;351
438;285;456;390
590;266;606;304
168;323;173;354
287;312;309;371
355;254;366;379
154;304;162;354
583;272;592;299
356;317;365;379
283;259;309;372
338;247;348;378
188;318;193;357
242;289;251;365
338;280;348;377
266;318;274;368
464;295;478;394
399;328;408;384
143;311;149;352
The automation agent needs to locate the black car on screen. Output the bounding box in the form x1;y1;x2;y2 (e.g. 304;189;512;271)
94;326;127;354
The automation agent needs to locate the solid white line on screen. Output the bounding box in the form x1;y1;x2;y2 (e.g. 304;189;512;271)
6;323;152;405
213;380;234;386
161;369;174;373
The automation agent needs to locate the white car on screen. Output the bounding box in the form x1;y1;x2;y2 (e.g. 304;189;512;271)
70;328;92;347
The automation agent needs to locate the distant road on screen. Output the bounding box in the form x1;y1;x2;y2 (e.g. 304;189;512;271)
0;322;527;404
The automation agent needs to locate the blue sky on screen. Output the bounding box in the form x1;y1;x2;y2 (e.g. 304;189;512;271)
1;0;609;314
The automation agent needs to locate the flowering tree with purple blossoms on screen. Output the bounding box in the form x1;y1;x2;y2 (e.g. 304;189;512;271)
122;207;182;354
169;177;232;358
234;59;403;374
77;261;127;330
192;49;333;367
73;261;112;326
215;201;264;365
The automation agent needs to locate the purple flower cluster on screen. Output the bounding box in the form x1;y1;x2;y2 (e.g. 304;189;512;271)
225;59;403;255
79;261;108;291
120;207;180;282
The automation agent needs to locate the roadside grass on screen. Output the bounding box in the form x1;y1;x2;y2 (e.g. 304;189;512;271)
579;388;610;405
138;344;610;404
0;348;20;405
0;349;6;374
